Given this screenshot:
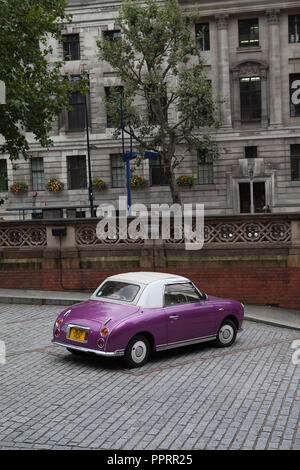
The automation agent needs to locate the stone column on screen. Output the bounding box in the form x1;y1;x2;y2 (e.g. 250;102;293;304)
215;14;232;128
232;69;241;128
260;68;269;128
266;9;283;127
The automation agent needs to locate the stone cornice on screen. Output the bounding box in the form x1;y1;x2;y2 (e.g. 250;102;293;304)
180;1;300;18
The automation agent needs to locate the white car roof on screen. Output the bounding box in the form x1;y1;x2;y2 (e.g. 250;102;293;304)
91;272;194;308
106;272;189;285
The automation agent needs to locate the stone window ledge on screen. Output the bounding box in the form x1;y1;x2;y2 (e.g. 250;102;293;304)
236;46;262;53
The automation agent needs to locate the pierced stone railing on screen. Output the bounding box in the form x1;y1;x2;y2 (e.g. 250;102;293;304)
75;217;292;246
166;220;291;244
0;215;296;248
0;225;47;247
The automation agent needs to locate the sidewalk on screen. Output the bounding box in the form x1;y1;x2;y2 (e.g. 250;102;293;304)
0;287;299;331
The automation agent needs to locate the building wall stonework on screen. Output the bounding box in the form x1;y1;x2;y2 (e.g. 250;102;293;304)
1;0;300;220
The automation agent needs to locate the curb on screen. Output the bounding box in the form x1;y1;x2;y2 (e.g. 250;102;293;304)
244;314;300;331
0;295;299;331
0;296;85;307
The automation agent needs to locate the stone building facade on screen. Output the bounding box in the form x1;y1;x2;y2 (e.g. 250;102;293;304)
1;0;300;219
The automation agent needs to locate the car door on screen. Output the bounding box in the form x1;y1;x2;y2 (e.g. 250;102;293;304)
164;282;217;346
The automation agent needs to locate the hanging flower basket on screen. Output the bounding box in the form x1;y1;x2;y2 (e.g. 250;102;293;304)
92;178;108;191
176;175;194;187
46;178;64;193
131;175;148;190
9;182;28;194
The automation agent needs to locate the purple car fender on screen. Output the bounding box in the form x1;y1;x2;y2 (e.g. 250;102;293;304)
105;308;167;354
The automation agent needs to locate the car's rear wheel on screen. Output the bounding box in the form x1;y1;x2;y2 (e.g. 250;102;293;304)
124;335;150;368
215;319;237;348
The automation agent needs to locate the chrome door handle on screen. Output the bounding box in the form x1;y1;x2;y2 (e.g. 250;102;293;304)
169;315;179;320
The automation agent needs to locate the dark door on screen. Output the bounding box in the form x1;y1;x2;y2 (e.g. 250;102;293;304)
239;182;266;213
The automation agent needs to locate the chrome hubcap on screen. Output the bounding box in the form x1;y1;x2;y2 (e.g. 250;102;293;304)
131;341;147;363
219;325;234;344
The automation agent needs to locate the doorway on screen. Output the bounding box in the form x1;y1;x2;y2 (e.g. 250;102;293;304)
239;181;265;213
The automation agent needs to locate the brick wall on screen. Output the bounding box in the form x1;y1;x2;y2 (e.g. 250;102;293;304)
1;216;300;309
0;264;299;310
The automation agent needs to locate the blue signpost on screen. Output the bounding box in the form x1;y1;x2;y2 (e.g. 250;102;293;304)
120;98;158;215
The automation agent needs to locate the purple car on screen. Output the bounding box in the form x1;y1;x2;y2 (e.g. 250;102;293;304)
52;272;244;367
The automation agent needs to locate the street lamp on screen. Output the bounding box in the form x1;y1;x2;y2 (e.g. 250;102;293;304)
84;95;95;218
249;168;254;214
71;76;95;218
120;98;158;216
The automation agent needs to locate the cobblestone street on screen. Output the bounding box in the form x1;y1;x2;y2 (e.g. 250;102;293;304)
0;303;299;450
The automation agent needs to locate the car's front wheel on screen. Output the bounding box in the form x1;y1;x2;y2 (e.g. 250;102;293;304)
215;319;237;348
124;335;150;368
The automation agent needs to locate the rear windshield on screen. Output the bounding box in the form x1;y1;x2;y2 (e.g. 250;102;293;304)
96;281;140;302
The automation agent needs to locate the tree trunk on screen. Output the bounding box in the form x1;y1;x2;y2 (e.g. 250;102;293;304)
165;163;181;205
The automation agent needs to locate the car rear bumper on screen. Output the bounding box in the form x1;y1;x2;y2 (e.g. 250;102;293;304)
52;339;124;357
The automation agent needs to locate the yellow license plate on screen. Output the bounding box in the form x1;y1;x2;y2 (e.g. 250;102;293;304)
69;328;87;342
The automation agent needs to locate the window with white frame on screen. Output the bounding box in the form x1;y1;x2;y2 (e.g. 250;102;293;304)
290;74;300;117
195;23;210;51
31;157;44;191
289;15;300;43
240;76;261;121
238;18;259;47
198;150;213;184
0;160;8;191
111;154;125;188
291;144;300;181
67;155;87;189
63;34;80;61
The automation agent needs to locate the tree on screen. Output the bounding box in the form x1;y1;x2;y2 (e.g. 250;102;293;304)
0;0;87;162
97;0;220;204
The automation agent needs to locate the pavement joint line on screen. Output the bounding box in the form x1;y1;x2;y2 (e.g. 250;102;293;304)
2;317;51;325
6;346;52;358
122;336;300;376
5;335;299;364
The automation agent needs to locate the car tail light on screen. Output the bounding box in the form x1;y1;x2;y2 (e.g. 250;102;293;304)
98;338;105;348
54;329;60;337
56;318;63;327
101;328;109;336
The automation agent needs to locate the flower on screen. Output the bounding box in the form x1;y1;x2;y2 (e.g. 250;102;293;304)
9;182;28;194
130;175;148;190
176;175;194;187
92;178;108;191
46;178;64;192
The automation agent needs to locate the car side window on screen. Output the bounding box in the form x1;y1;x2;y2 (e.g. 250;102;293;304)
164;283;201;306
